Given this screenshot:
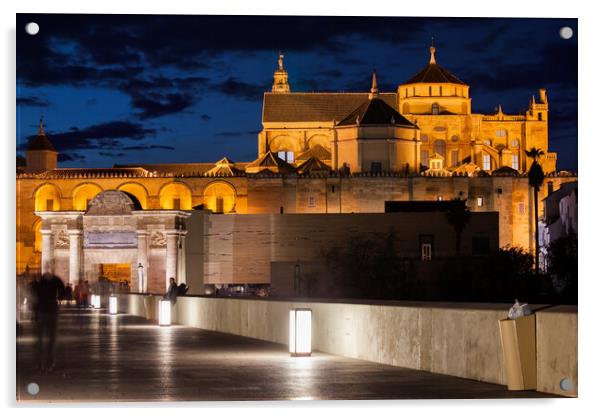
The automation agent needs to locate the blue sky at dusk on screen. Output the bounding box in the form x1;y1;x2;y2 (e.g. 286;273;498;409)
16;14;577;170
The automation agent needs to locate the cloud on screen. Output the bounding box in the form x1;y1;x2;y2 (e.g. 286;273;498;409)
122;144;175;150
98;151;125;157
215;130;258;137
212;77;267;101
130;93;194;119
16;96;49;107
58;153;86;162
20;121;156;152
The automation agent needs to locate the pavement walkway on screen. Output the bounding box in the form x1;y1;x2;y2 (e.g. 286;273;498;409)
16;308;559;402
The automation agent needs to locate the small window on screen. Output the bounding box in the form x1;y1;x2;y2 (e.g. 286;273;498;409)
331;185;335;193
477;196;483;207
46;199;54;211
495;129;506;137
512;154;519;170
483;139;492;146
472;236;490;255
371;162;382;173
421;243;432;261
429;86;432;96
538;112;543;121
482;154;491;170
308;196;316;208
172;198;181;210
278;151;294;163
439;86;443;96
547;182;554;195
511;139;519;148
420;134;429;142
419;235;434;261
432;103;439;115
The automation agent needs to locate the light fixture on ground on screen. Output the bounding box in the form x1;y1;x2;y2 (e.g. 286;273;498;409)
91;294;101;309
289;308;312;357
109;295;118;315
159;299;171;326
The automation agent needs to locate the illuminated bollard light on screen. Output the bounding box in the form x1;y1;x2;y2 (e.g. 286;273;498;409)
289;308;312;357
91;294;101;309
109;295;118;315
159;299;171;326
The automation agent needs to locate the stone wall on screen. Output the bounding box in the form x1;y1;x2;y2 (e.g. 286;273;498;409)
119;294;577;397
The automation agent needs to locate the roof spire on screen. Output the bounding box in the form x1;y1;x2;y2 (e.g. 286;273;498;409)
369;70;379;99
272;51;291;93
38;115;45;135
430;37;436;64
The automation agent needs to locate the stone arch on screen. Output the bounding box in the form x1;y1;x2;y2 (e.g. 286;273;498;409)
269;135;302;153
72;183;104;211
159;182;192;210
33;183;62;211
307;134;331;150
117;182;149;209
203;181;237;213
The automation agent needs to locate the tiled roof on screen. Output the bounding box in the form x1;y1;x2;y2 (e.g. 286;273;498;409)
263;92;398;123
296;144;332;161
36;167;153;179
337;97;416;127
402;63;466;85
245;150;296;174
296;157;332;174
115;162;249;176
27;133;56;151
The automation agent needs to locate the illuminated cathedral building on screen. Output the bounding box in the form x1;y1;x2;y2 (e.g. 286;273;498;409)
16;46;576;292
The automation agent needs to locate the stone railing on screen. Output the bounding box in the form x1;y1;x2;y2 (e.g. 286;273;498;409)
118;294;577;397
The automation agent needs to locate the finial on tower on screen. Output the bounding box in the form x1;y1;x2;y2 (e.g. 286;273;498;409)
430;37;436;64
38;115;45;135
278;51;284;71
369;70;379;99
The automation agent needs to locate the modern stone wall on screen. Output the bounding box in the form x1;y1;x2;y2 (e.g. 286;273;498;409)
119;294;577;397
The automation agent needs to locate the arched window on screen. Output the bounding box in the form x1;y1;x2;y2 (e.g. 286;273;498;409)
72;183;103;211
203;181;236;214
117;183;148;209
34;184;61;212
432;103;440;115
159;182;192;210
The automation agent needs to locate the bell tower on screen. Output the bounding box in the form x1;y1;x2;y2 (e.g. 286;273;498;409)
272;52;291;93
25;117;58;173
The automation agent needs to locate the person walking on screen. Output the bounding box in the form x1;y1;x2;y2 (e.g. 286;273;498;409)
31;272;65;373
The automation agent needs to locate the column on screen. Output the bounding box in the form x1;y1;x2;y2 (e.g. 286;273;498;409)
68;230;82;284
136;231;149;293
165;231;178;291
41;229;54;274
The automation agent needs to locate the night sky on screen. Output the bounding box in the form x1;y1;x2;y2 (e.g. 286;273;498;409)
16;14;578;171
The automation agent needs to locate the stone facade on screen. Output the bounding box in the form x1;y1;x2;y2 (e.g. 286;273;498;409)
35;190;189;292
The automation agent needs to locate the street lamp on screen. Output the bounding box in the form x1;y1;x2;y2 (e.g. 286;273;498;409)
289;308;312;357
137;263;144;293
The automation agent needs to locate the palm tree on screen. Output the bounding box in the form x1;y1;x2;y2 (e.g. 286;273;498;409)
525;147;545;273
445;198;471;256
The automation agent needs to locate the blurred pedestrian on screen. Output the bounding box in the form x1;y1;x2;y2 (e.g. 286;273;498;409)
164;277;178;304
31;272;65;373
